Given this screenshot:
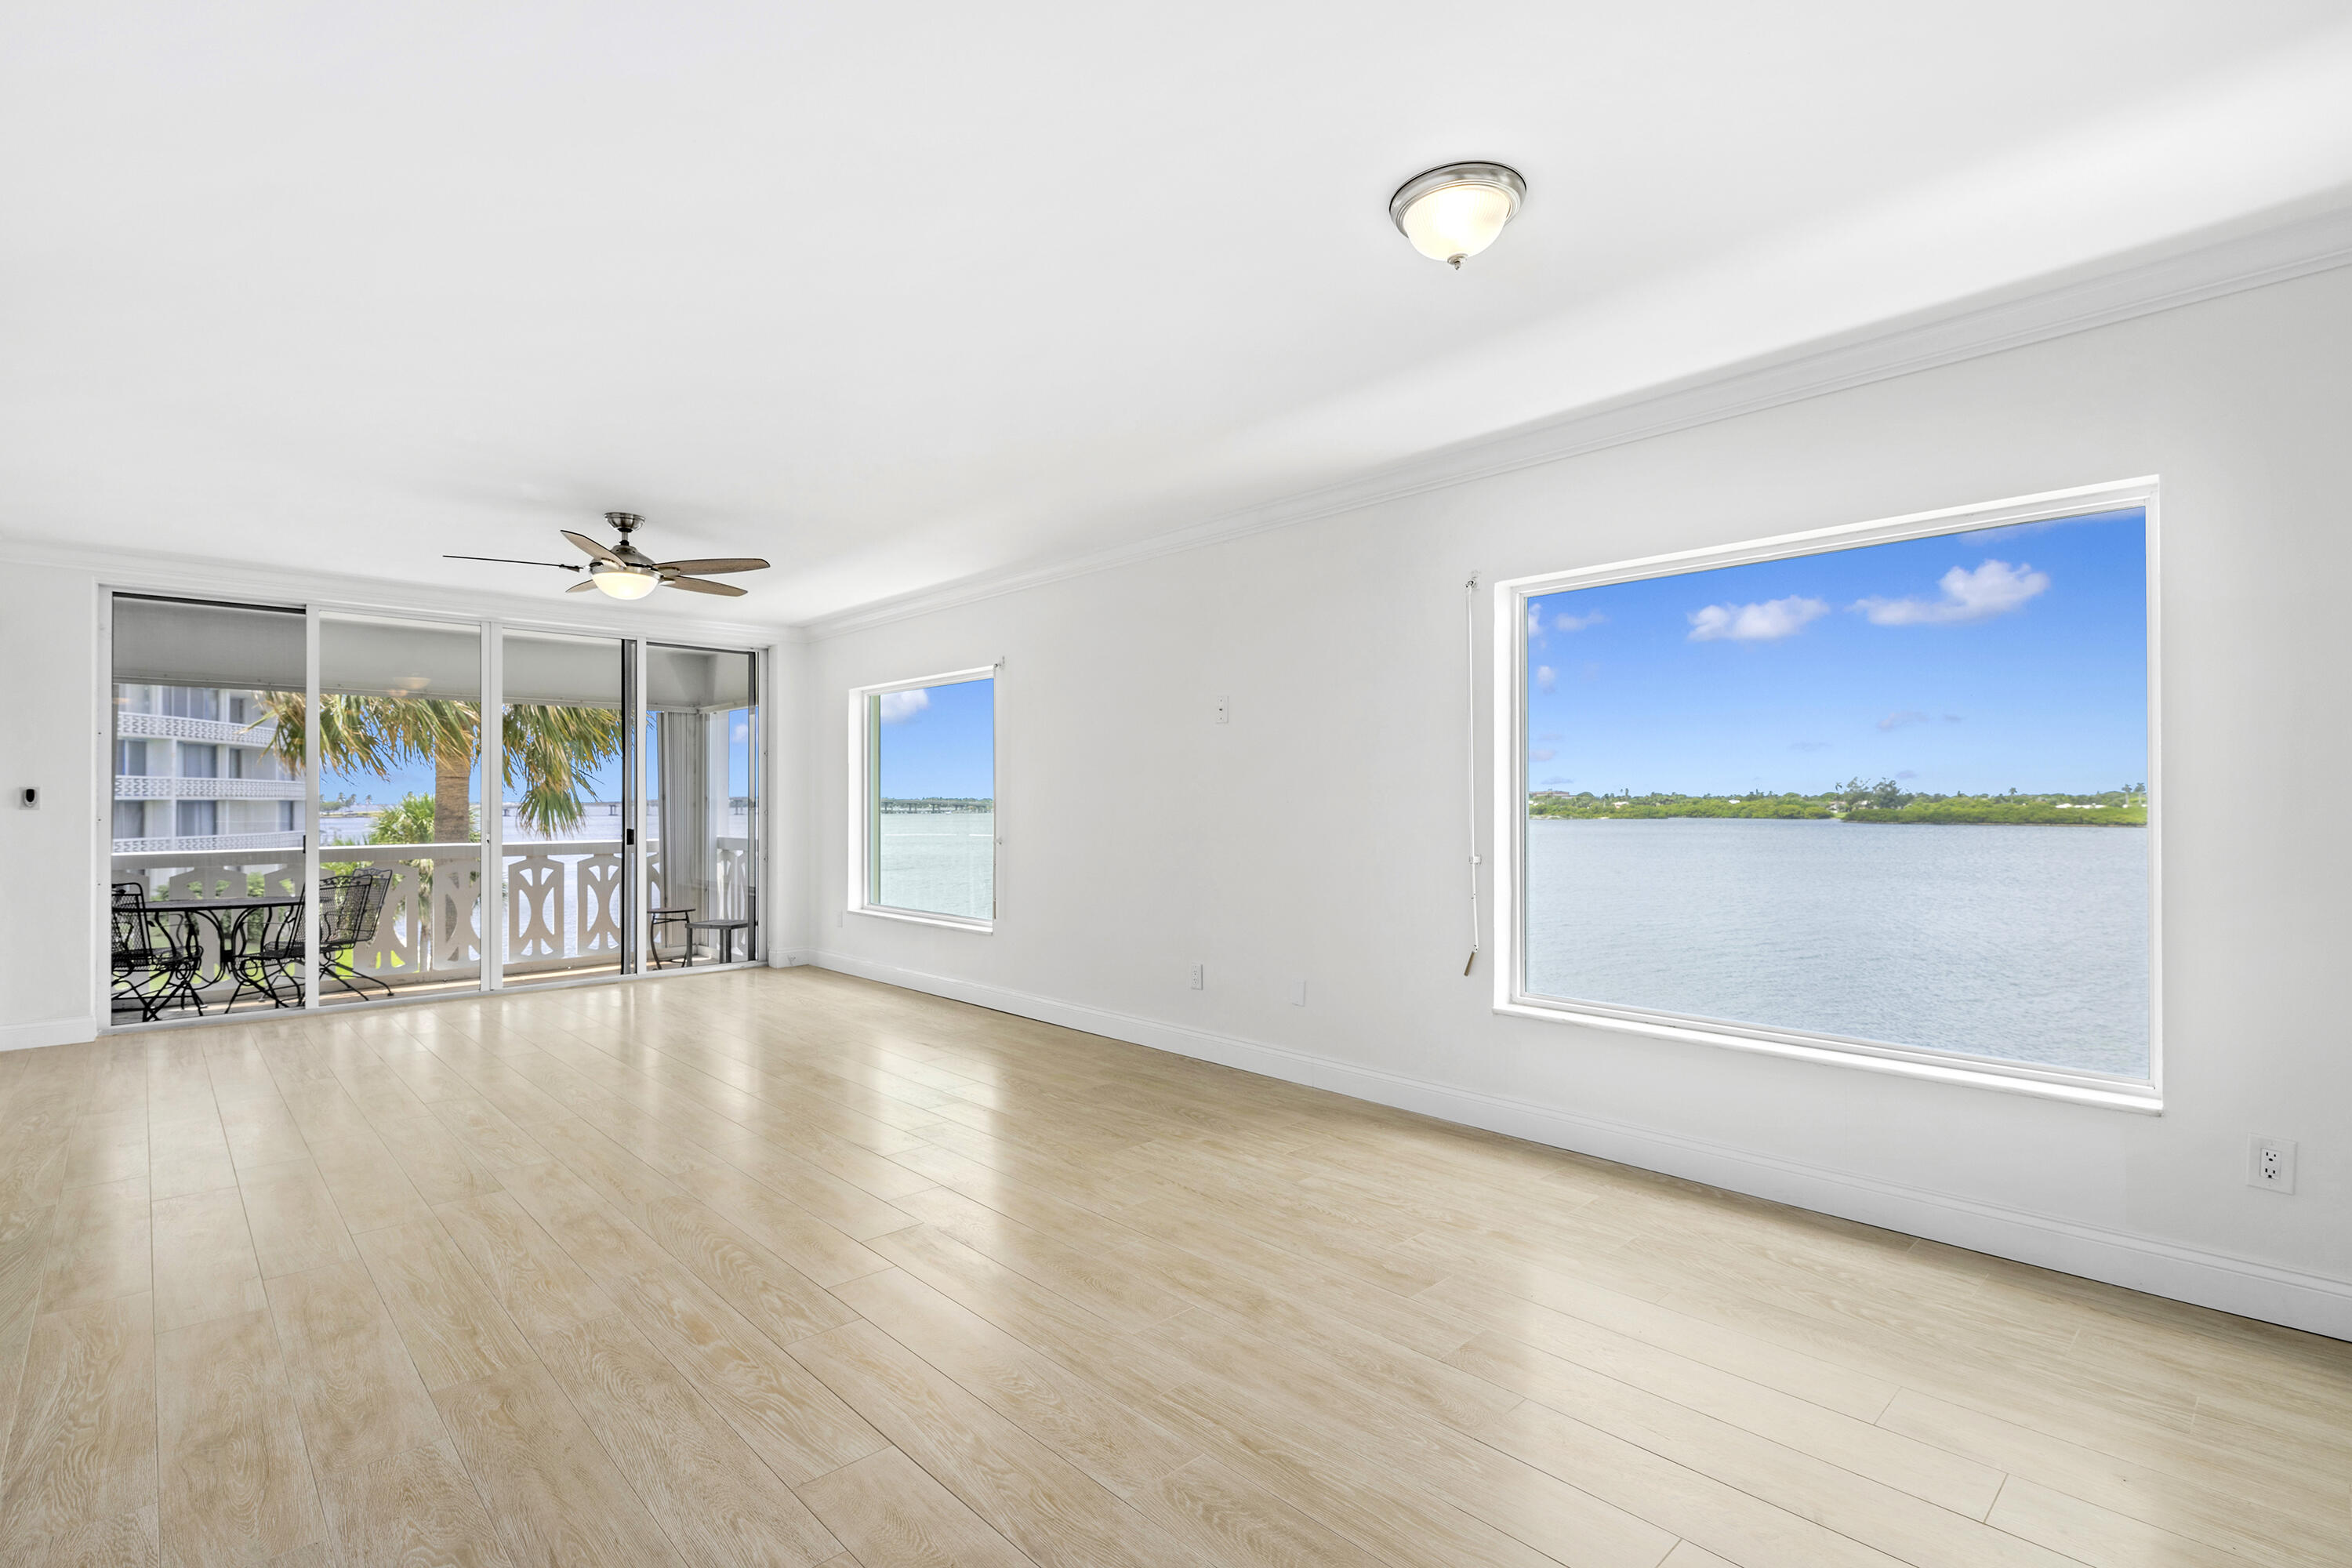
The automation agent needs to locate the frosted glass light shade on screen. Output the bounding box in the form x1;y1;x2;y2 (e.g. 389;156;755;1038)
590;564;660;599
1390;163;1526;268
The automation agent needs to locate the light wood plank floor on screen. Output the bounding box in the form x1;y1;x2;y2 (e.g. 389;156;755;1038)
2;967;2345;1567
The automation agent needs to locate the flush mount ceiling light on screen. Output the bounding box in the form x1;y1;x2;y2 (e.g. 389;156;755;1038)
1390;162;1526;269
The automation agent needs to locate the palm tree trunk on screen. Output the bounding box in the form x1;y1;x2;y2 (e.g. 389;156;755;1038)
434;742;473;843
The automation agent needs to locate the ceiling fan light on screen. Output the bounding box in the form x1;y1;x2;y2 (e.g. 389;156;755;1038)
1390;162;1526;267
590;564;660;599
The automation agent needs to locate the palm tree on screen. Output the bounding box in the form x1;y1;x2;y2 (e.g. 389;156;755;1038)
254;694;622;842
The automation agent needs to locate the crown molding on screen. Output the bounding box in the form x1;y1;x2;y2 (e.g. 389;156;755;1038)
5;535;804;646
800;200;2352;642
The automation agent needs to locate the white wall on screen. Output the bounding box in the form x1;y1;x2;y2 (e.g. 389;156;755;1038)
0;568;101;1047
805;264;2352;1337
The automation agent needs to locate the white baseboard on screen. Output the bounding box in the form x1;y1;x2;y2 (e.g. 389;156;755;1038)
0;1015;98;1053
810;949;2352;1341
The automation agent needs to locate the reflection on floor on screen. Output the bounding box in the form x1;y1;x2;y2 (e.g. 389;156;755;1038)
7;966;2346;1566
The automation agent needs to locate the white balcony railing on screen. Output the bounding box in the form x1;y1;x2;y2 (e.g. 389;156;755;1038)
111;834;753;1008
116;712;280;746
114;775;305;800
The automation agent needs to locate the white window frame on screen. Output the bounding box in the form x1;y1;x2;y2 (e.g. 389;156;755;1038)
1490;477;2163;1113
847;663;1000;932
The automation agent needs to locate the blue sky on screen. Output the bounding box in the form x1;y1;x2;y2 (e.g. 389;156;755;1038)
877;677;995;799
1524;508;2147;796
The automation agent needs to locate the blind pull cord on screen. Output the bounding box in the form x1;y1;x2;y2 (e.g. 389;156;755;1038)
1465;572;1482;977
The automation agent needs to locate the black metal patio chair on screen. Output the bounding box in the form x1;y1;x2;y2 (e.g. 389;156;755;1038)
222;897;308;1010
318;867;396;1000
110;879;204;1022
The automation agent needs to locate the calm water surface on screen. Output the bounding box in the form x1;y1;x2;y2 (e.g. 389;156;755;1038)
879;811;994;920
1525;818;2149;1076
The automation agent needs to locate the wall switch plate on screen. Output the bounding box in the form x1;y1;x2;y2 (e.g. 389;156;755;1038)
2249;1135;2297;1192
15;786;34;809
1214;695;1229;724
1189;964;1204;990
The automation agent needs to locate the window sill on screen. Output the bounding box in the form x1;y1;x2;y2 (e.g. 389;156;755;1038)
1494;997;2161;1114
850;905;994;934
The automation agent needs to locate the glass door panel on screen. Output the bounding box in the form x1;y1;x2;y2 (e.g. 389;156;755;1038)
499;630;629;986
108;595;307;1022
317;615;483;1004
645;644;758;967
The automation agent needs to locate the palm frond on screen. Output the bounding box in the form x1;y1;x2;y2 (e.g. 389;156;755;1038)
255;691;622;836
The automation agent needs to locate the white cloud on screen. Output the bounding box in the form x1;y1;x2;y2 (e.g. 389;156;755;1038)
1526;609;1543;640
1554;611;1607;632
1534;665;1556;692
1530;747;1556;762
1876;710;1930;731
877;688;930;724
1687;596;1828;642
1855;560;2049;626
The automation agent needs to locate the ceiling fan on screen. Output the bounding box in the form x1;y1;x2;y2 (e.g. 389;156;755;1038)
445;513;769;600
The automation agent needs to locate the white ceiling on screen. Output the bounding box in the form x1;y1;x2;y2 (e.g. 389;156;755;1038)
6;2;2352;627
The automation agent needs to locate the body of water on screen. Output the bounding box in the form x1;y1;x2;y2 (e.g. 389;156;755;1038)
1524;817;2149;1077
879;811;994;920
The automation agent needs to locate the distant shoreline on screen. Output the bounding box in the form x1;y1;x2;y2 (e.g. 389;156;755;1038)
1529;793;2146;827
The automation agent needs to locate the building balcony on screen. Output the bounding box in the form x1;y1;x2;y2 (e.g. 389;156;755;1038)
113;830;307;855
117;711;278;746
114;775;304;800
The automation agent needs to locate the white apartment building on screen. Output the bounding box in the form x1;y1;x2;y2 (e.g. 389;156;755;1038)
111;684;303;852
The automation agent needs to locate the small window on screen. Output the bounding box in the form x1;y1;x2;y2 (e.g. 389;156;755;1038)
176;800;217;837
180;743;219;779
162;687;220;720
852;668;996;926
1498;482;2155;1105
115;740;147;776
113;801;148;840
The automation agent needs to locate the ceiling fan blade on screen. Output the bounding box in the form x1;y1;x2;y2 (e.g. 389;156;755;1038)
564;579;601;593
654;557;769;575
561;529;624;566
665;575;748;597
444;554;583;571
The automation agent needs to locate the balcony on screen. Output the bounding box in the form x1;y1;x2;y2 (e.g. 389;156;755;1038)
111;835;754;1013
114;775;305;800
117;711;278;746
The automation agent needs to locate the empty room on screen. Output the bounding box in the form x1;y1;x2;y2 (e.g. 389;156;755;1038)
2;4;2348;1565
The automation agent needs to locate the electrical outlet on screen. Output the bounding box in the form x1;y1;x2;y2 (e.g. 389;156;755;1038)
2249;1135;2297;1193
1189;964;1204;990
1214;695;1229;724
14;786;34;809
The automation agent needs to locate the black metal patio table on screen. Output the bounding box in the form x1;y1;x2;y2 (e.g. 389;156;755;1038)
143;895;308;1011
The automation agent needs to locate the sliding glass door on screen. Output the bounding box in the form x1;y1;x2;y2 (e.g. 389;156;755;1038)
104;597;760;1024
498;629;631;988
644;644;759;967
316;614;483;1004
108;595;308;1022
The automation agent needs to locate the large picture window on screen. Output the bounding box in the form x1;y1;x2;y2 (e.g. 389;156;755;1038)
852;667;996;926
1497;481;2157;1105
